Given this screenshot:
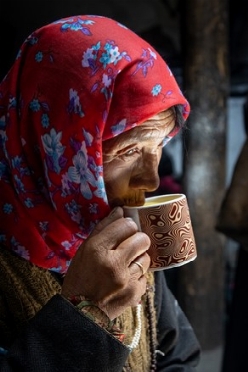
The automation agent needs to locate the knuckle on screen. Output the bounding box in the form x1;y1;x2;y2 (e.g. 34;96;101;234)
123;217;138;232
105;262;127;288
135;231;151;248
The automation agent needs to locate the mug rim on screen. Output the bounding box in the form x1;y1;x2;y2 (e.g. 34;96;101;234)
123;193;185;209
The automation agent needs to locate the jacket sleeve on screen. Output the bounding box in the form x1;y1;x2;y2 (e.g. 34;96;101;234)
155;271;201;371
0;294;129;372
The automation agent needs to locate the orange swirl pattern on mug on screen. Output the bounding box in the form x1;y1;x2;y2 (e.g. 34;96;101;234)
139;198;196;270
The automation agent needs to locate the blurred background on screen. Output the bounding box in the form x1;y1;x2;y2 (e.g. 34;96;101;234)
0;1;247;371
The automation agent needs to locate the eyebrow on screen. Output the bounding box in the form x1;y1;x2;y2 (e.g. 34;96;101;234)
137;122;177;140
102;117;176;153
119;130;169;146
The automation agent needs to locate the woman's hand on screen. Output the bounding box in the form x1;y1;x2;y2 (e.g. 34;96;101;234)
61;207;151;320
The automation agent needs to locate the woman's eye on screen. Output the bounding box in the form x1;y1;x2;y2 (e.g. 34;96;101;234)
123;148;139;156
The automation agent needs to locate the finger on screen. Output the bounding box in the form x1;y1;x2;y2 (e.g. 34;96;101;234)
90;207;124;236
91;216;139;250
129;253;151;277
132;261;146;276
116;232;151;264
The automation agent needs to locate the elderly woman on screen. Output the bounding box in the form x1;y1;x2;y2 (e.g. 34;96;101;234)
0;15;200;371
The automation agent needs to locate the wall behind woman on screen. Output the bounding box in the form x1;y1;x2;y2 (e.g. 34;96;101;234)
0;0;181;80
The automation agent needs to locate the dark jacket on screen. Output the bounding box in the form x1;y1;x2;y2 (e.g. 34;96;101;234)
0;272;200;371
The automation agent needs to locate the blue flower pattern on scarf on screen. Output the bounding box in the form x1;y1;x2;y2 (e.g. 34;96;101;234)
0;15;188;272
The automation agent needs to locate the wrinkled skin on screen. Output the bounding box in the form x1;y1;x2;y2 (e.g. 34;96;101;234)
61;109;176;320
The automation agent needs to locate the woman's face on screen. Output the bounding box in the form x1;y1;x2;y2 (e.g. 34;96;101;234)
103;109;176;207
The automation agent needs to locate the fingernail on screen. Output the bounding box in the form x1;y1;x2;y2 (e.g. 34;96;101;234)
109;207;119;216
125;217;133;222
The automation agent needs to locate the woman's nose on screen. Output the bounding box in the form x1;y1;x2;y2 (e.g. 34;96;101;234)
130;153;160;192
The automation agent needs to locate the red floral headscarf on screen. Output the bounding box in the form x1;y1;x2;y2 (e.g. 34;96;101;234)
0;15;190;273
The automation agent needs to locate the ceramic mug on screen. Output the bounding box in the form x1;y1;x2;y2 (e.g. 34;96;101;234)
123;194;197;271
